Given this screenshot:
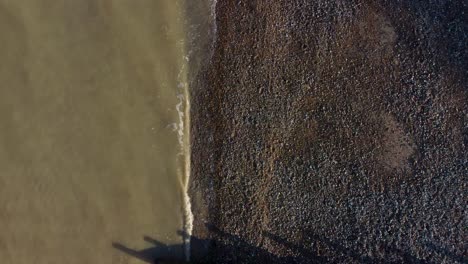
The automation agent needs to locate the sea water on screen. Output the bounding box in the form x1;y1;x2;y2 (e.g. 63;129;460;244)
0;1;212;263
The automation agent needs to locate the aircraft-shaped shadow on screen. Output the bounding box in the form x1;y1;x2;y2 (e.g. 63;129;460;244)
112;233;186;264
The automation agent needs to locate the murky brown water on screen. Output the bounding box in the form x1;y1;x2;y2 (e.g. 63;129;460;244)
0;1;193;263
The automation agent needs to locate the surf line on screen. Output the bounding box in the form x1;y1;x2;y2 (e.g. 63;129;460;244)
177;0;218;260
175;68;193;262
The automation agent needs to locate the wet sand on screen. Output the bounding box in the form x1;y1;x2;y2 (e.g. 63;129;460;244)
190;1;467;263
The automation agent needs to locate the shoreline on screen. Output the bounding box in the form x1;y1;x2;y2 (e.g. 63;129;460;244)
184;0;219;261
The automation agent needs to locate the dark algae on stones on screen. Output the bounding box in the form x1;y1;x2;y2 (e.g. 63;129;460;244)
189;0;467;263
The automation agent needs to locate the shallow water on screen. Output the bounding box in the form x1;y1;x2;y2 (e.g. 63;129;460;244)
0;1;194;263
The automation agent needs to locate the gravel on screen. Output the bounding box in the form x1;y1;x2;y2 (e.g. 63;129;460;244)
189;1;467;263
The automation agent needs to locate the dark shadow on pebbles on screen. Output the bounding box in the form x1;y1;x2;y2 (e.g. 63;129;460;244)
113;224;466;263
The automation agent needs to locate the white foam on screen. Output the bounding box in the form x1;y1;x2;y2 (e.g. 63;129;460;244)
177;0;218;261
175;61;193;262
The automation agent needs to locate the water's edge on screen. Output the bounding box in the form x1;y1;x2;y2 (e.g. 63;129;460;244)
182;0;218;261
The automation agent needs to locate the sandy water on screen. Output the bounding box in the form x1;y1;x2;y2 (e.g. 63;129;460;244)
0;1;194;263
